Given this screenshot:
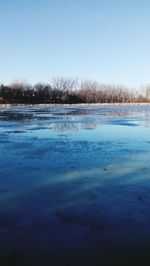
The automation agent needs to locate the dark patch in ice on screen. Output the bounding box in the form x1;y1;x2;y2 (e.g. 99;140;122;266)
29;126;51;131
55;211;81;225
84;224;105;239
83;127;95;130
0;112;33;122
106;119;139;127
0;139;11;144
54;206;109;239
8;251;17;266
0;213;18;229
103;164;112;171
7;130;25;134
138;195;144;201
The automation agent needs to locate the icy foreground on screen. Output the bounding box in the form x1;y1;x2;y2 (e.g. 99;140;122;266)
0;104;150;265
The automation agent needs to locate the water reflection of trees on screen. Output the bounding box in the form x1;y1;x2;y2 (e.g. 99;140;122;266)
2;106;150;133
53;121;99;132
53;122;79;132
56;108;132;117
140;112;150;127
51;109;145;132
0;106;147;122
81;122;97;130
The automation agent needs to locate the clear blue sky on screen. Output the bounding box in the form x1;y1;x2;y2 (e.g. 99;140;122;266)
0;0;150;87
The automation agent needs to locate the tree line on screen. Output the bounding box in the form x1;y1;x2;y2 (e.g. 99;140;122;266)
0;77;150;104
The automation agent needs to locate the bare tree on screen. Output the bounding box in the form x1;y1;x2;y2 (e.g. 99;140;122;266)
51;77;78;91
0;76;150;104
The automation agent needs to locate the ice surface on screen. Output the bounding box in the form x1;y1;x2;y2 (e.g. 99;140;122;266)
0;104;150;265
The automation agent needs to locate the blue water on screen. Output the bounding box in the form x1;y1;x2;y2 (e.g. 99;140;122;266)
1;104;150;265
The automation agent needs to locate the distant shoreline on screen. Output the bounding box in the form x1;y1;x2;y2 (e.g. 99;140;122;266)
1;78;150;105
1;102;150;107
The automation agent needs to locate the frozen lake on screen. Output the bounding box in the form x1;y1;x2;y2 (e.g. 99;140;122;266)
1;104;150;265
